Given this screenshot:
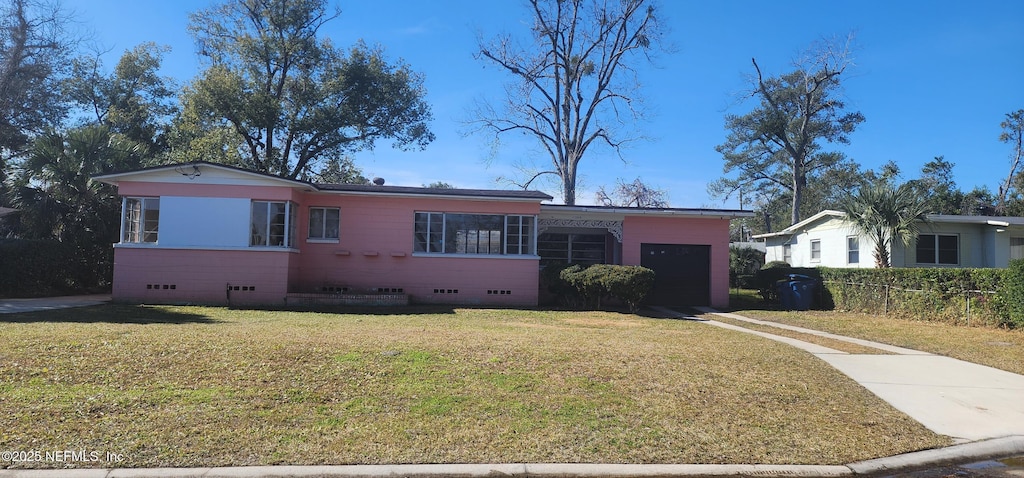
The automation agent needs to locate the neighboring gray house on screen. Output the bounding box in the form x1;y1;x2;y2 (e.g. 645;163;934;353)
753;210;1024;268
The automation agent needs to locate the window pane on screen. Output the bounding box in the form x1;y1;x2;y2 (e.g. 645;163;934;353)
937;235;958;264
142;199;160;243
1012;237;1024;260
811;240;821;260
269;202;286;246
309;208;325;238
325;209;339;238
124;198;141;242
847;237;859;264
251;202;268;246
916;234;936;264
288;202;297;247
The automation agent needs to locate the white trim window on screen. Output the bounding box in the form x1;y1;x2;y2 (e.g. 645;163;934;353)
308;207;340;241
810;239;821;262
916;233;958;265
782;244;792;264
122;197;160;243
414;212;536;255
847;236;860;265
251;201;297;247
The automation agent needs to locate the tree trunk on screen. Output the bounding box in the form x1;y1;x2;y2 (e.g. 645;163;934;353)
874;241;891;268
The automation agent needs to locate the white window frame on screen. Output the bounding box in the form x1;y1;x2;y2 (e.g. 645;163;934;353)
307;207;340;242
847;236;860;265
251;201;297;248
810;239;821;262
121;197;160;244
782;244;792;264
413;212;537;256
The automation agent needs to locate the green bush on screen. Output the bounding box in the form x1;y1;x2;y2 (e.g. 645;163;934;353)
730;246;764;288
999;259;1024;328
0;239;78;298
559;264;656;313
820;267;1012;328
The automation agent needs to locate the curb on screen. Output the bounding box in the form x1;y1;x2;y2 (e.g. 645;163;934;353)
1;436;1022;478
847;435;1024;475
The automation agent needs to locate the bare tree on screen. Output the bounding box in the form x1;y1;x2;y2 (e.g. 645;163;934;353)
595;177;667;207
714;35;864;225
997;109;1023;215
474;0;663;205
0;0;73;157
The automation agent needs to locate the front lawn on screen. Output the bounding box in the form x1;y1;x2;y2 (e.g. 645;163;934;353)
1;304;948;468
725;306;1024;376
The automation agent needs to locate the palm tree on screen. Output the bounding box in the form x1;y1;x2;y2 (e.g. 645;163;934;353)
839;182;931;268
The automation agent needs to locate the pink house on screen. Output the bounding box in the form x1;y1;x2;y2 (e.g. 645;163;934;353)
95;162;751;308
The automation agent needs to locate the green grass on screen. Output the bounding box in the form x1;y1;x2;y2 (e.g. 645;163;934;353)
0;304;949;468
727;307;1024;376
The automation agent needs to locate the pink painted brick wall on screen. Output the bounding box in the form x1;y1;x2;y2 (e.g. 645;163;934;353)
112;247;294;305
622;215;732;308
294;195;541;306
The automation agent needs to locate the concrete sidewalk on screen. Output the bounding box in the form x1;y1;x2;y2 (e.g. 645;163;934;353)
688;307;1024;443
0;294;111;314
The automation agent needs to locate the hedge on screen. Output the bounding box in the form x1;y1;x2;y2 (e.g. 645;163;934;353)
0;239;78;298
818;266;1016;328
0;238;112;298
557;264;655;313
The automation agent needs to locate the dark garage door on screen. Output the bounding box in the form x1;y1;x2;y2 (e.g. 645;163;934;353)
640;243;710;306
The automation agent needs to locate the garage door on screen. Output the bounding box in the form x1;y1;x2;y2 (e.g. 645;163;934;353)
640;243;710;306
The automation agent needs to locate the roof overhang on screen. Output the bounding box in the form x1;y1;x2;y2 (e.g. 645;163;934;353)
541;204;755;219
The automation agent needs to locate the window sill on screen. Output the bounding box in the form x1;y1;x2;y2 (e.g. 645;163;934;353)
306;238;340;244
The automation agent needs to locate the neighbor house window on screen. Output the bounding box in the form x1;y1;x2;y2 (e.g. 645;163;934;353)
414;212;536;255
1011;237;1024;261
251;201;297;247
782;244;792;264
810;240;821;262
847;236;860;264
308;207;340;240
122;197;159;243
916;234;958;265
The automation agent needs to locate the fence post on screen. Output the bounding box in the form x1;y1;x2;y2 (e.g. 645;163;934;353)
965;291;971;327
884;284;889;315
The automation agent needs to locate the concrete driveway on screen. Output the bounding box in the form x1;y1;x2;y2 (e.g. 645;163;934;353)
0;294;111;314
685;307;1024;444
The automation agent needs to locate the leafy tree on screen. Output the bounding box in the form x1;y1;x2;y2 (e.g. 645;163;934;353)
474;0;663;205
6;125;147;287
0;0;73;187
424;181;455;189
180;0;434;179
595;177;668;207
310;156;367;184
62;43;178;154
713;35;864;225
997;109;1023;214
839;182;931;268
907;156;965;214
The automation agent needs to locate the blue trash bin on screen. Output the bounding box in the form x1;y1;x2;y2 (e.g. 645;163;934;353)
779;274;816;311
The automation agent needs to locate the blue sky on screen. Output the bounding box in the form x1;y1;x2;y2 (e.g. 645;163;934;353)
67;0;1024;208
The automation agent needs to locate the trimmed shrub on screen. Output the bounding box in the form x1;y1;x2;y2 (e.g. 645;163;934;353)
0;239;78;298
559;264;656;313
999;259;1024;329
819;267;1010;327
